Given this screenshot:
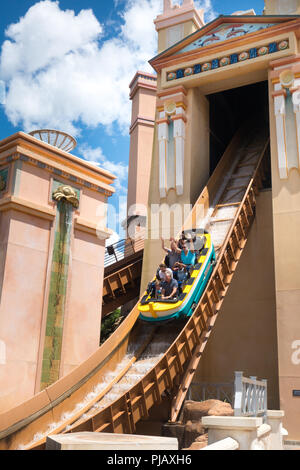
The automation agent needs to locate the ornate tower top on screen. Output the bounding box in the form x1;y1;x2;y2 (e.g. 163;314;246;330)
154;0;205;54
264;0;300;15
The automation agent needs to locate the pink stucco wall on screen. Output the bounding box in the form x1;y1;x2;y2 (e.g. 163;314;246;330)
0;210;51;411
0;134;114;411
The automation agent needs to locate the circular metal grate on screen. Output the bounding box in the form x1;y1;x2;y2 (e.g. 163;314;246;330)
29;129;77;153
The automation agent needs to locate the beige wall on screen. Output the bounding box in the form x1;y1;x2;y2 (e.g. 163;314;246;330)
140;87;210;294
0;209;51;411
268;73;300;440
193;190;280;410
264;0;300;15
157;20;198;54
188;88;210;206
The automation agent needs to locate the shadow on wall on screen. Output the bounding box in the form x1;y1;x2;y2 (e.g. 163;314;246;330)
208;81;269;175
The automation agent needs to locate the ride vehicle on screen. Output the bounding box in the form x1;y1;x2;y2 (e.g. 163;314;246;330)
139;230;216;323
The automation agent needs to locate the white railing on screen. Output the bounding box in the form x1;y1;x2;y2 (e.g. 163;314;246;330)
234;371;267;419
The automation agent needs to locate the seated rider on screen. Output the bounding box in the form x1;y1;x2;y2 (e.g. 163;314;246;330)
177;232;196;251
177;232;186;250
172;238;196;273
173;262;188;282
155;279;162;298
161;237;181;269
172;262;188;294
147;263;172;298
161;272;178;300
157;263;173;281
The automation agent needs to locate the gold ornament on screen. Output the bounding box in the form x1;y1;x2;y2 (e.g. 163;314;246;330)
280;69;295;89
164;101;176;115
52;185;79;208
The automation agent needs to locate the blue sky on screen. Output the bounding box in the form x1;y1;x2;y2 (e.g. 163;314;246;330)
0;0;265;241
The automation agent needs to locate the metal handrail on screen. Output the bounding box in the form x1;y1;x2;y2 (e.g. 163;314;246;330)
104;238;144;267
187;382;234;405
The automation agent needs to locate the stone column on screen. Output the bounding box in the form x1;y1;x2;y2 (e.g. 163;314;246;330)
172;107;186;196
202;416;272;450
266;410;285;450
273;89;288;179
269;56;300;440
202;416;262;450
157;117;168;198
156;88;187;199
270;56;300;178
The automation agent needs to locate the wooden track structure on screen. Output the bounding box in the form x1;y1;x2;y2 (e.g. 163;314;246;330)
0;126;270;450
102;242;144;317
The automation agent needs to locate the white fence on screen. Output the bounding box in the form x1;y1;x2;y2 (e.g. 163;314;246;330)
234;371;267;419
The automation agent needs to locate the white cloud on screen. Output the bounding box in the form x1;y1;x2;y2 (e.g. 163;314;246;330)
120;0;161;61
194;0;217;23
0;0;162;135
83;143;129;239
0;1;102;79
0;0;217;136
106;193;128;241
79;143;128;194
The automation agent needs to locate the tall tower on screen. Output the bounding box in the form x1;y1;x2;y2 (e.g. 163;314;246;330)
264;0;300;14
126;72;157;242
154;0;205;54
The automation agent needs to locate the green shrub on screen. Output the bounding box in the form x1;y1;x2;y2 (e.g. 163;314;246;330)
100;308;123;344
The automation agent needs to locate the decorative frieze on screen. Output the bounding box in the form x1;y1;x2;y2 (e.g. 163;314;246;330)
1;153;113;196
167;39;289;82
175;21;279;54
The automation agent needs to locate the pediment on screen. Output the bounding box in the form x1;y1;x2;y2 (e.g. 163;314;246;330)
175;20;279;54
150;15;300;66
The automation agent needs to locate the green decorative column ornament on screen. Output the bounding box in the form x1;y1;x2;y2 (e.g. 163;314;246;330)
40;183;79;390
